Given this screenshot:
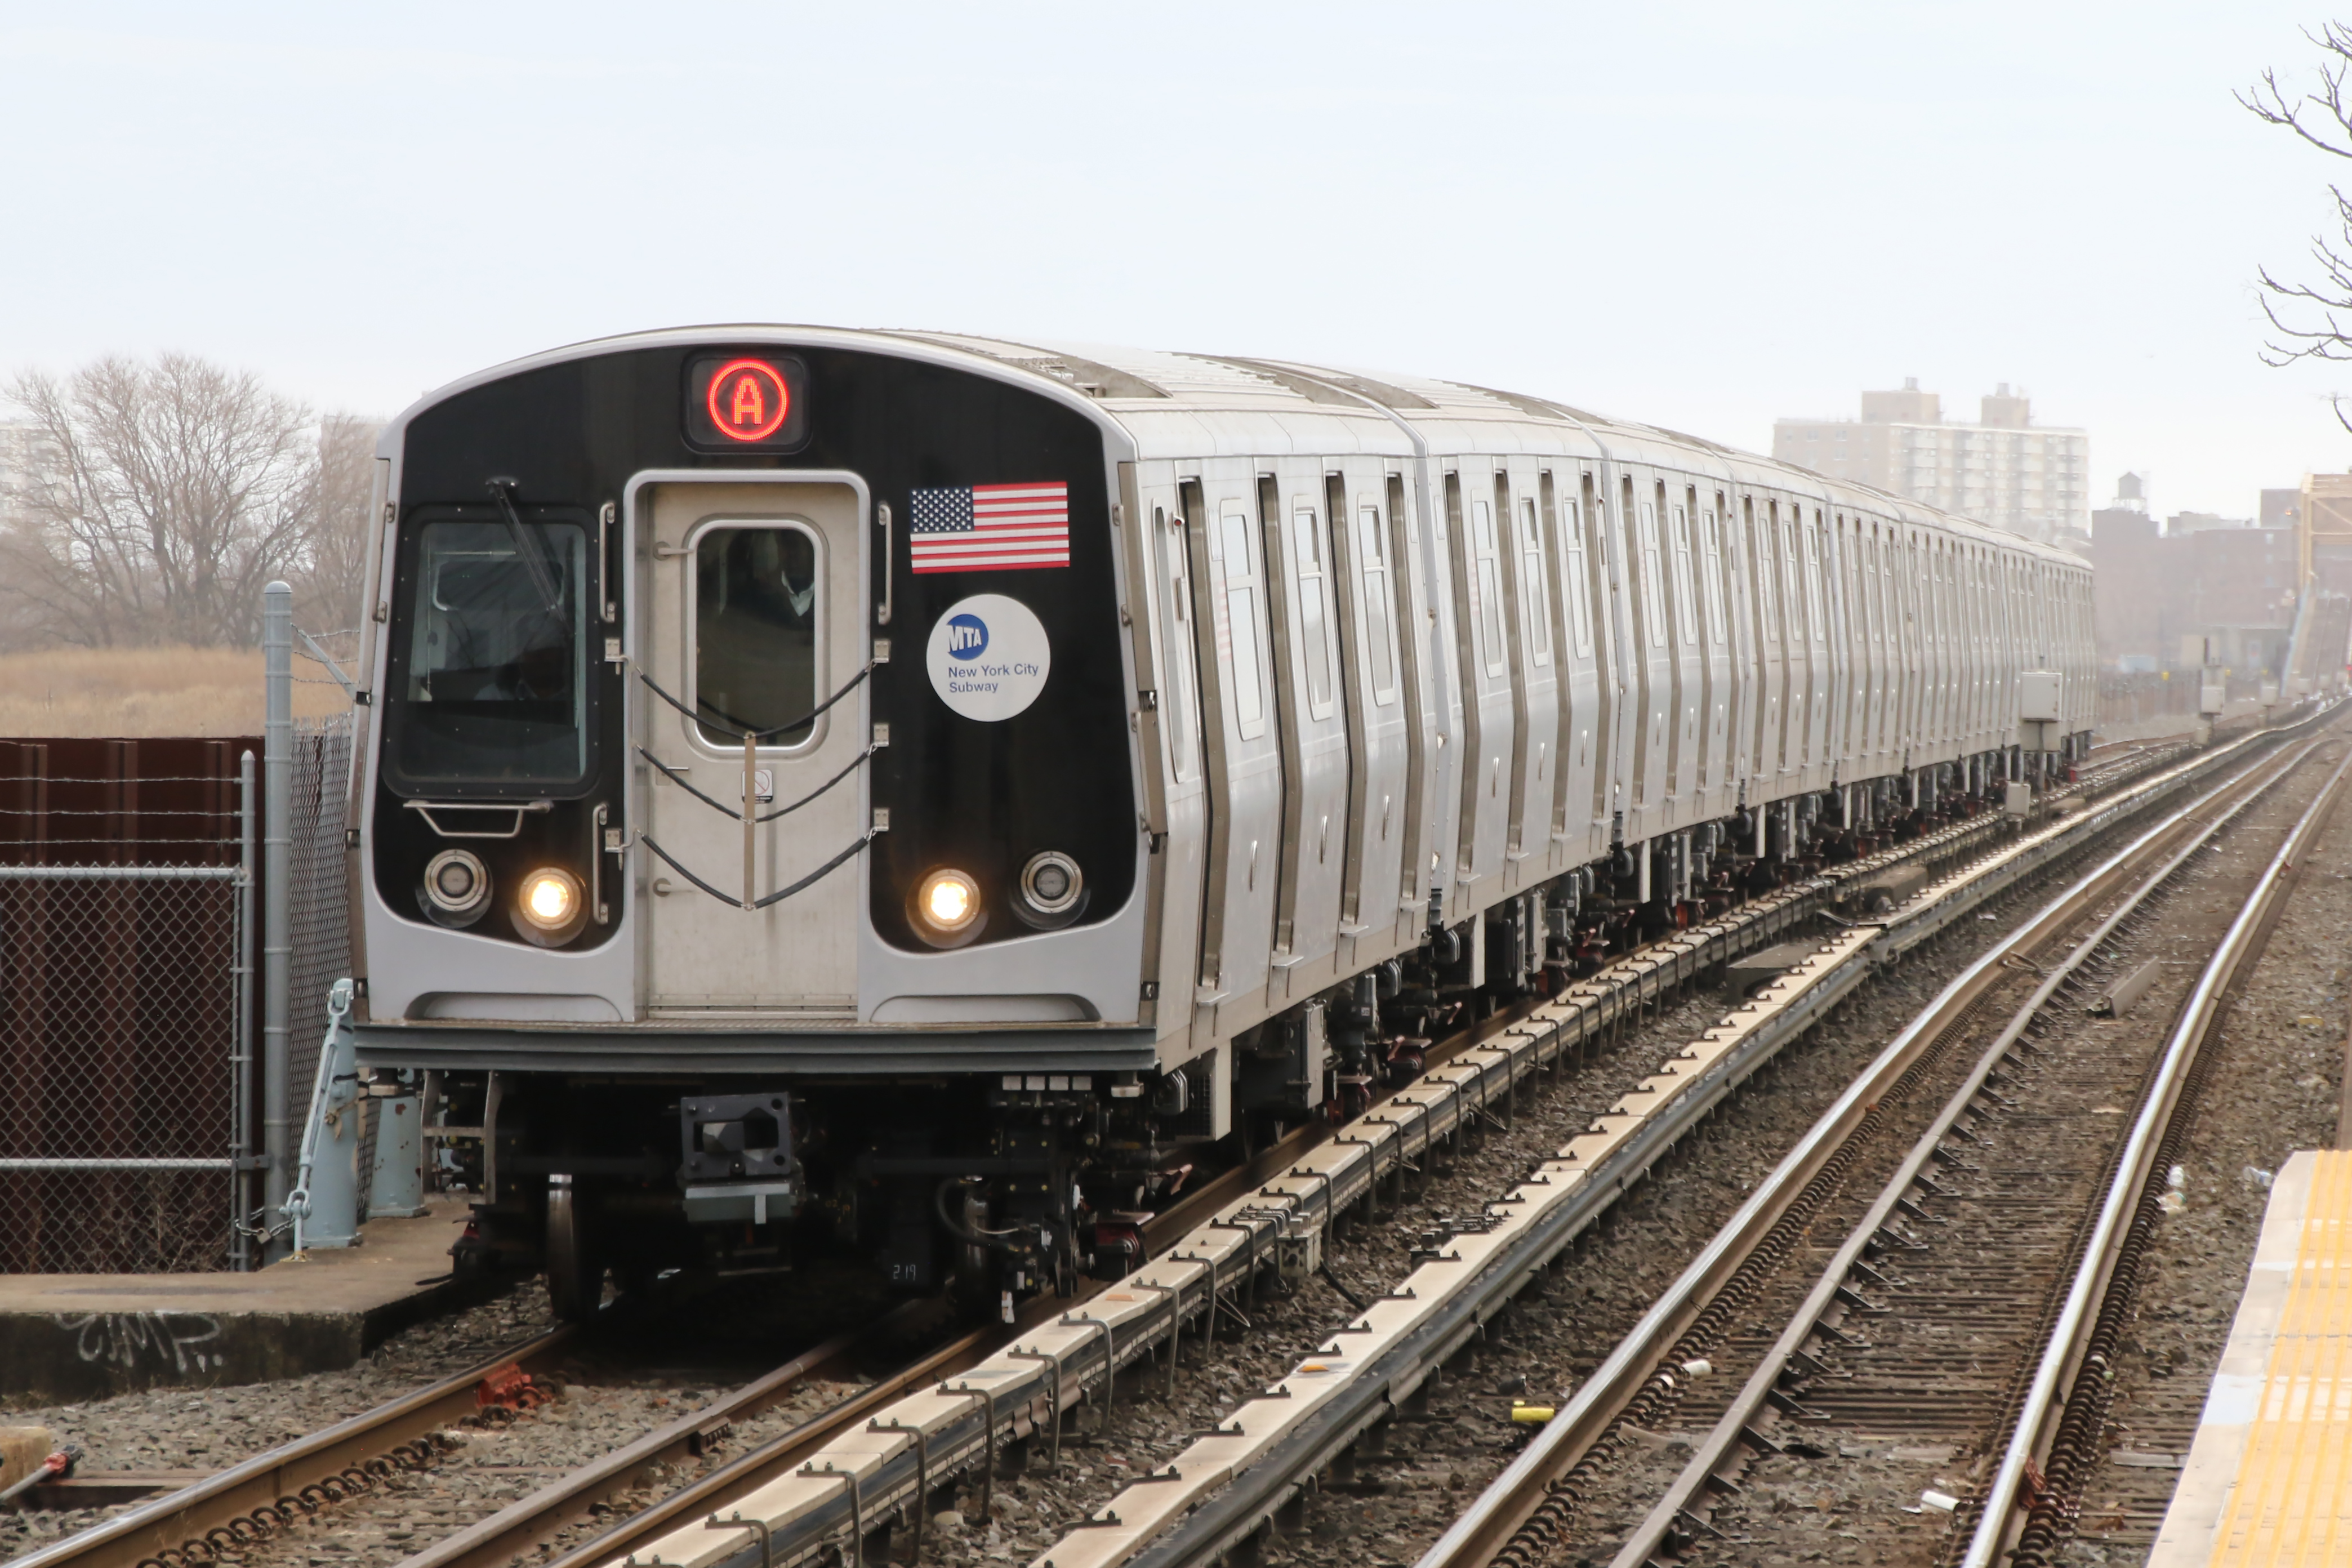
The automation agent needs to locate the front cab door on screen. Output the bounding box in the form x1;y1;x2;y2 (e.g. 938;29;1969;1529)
635;476;869;1017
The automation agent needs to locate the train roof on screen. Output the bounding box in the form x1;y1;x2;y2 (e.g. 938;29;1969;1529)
391;324;2082;568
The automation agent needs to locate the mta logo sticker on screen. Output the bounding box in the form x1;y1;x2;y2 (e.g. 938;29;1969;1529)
946;613;990;661
926;594;1049;721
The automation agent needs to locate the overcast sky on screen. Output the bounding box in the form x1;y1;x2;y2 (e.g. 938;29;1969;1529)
3;3;2349;521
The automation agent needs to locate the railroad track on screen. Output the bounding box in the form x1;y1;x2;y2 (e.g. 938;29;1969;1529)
967;715;2344;1568
8;709;2295;1568
1411;728;2350;1568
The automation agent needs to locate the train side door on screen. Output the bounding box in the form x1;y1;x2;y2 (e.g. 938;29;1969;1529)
1260;470;1351;995
1121;471;1208;1039
1576;472;1620;862
1498;462;1560;889
1663;484;1701;825
1446;466;1516;907
1325;467;1414;958
1543;473;1601;871
1622;473;1672;842
1183;471;1284;1028
1696;494;1732;822
635;478;867;1014
1745;500;1783;789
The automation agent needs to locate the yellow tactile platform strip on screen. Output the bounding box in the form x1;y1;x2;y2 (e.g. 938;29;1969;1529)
2150;1148;2352;1565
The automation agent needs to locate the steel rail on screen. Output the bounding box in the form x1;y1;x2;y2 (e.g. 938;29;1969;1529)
1960;738;2352;1568
396;1308;929;1568
8;854;1714;1568
492;755;2071;1568
1598;734;2337;1567
1057;716;2344;1568
8;1328;579;1568
501;1112;1355;1568
23;707;2313;1568
1410;733;2328;1568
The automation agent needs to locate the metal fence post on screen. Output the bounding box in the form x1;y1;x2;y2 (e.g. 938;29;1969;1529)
263;582;293;1261
234;750;257;1271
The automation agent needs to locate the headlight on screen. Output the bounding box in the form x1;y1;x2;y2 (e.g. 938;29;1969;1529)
422;849;491;924
516;866;586;945
1018;851;1083;917
916;868;981;933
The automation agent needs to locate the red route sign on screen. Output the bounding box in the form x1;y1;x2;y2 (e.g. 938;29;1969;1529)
705;358;791;442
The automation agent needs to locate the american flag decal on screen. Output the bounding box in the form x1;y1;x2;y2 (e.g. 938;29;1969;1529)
908;482;1071;573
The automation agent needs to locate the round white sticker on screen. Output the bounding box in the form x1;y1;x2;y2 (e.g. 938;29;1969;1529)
925;594;1052;721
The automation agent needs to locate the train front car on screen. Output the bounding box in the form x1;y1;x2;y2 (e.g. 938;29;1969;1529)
351;330;1155;1320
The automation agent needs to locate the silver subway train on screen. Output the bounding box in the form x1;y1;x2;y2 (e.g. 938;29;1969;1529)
345;328;2094;1317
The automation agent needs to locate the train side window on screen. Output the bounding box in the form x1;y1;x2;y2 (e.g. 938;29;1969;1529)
1358;505;1398;703
1753;507;1778;645
1562;500;1594;657
693;522;819;750
1294;507;1337;716
1472;497;1506;674
1638;501;1667;648
1518;497;1552;666
1669;504;1697;646
1218;507;1267;737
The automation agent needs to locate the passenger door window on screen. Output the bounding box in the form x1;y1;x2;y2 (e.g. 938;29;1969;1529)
1157;505;1198;781
1358;505;1398;704
1294;507;1337;718
1562;501;1594;657
1217;507;1267;738
1700;510;1726;645
1472;498;1506;674
1639;501;1667;648
1669;505;1697;647
1518;497;1552;667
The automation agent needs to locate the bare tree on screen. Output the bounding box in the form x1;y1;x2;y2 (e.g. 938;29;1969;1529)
0;354;356;648
2244;25;2352;427
289;413;380;645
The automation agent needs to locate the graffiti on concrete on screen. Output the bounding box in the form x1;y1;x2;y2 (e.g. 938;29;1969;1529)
53;1312;224;1374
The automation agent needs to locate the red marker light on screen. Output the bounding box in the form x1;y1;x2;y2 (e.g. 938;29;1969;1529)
706;359;790;442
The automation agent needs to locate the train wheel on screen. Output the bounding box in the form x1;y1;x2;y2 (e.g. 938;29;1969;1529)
545;1177;606;1323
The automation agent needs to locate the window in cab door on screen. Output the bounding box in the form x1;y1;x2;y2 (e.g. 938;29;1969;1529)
693;523;820;747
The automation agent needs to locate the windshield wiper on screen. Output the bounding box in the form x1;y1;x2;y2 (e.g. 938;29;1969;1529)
486;477;566;617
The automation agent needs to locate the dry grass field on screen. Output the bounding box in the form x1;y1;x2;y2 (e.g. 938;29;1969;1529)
0;646;353;738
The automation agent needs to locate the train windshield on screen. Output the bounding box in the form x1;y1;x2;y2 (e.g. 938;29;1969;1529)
389;519;588;789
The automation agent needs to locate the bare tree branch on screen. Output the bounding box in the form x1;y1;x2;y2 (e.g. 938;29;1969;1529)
2246;26;2352;429
0;354;373;650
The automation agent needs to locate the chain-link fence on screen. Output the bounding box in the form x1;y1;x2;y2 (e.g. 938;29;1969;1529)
0;738;259;1272
0;868;243;1272
0;718;356;1273
286;715;360;1217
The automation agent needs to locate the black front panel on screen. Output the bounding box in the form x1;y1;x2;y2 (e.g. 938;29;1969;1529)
375;340;1135;954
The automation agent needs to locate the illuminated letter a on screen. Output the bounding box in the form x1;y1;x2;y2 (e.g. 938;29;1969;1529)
730;373;765;429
